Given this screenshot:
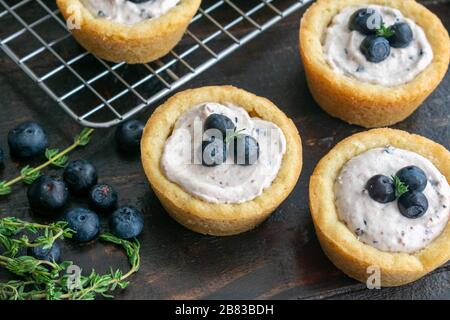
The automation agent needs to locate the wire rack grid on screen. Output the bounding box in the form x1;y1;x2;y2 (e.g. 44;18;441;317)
0;0;312;128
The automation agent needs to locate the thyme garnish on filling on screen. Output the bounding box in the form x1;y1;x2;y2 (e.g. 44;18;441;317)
224;128;246;144
376;24;395;38
0;217;140;300
392;175;409;198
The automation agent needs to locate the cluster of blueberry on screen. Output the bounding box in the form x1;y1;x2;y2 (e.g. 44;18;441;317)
201;114;260;167
349;8;414;63
1;119;146;263
366;166;429;219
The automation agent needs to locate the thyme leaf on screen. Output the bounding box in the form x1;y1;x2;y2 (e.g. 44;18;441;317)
20;166;41;185
392;175;409;198
45;148;68;168
75;128;94;146
376;24;395;38
224;128;246;144
0;181;11;196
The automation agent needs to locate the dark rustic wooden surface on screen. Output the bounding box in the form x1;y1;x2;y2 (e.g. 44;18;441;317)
0;0;449;300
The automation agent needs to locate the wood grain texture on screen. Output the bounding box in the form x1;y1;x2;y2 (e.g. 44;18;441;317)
0;0;449;300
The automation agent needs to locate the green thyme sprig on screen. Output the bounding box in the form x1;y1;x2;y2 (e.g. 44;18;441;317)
0;255;62;282
0;182;11;196
45;149;69;168
0;218;140;300
65;234;140;300
0;217;74;257
20;166;41;185
224;128;246;144
376;24;395;38
392;175;409;198
0;128;94;196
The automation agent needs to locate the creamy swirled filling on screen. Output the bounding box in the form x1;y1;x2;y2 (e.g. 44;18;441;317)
81;0;180;25
335;147;450;253
161;103;286;204
323;5;433;87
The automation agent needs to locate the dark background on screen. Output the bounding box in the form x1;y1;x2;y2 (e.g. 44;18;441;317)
0;0;449;299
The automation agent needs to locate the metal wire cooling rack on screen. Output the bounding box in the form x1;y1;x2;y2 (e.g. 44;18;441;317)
0;0;312;128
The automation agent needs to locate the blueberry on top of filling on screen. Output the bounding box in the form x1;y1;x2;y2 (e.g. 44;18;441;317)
201;137;227;167
128;0;154;3
366;174;396;203
232;134;260;166
396;165;427;192
204;114;236;140
398;191;429;219
388;22;413;48
349;8;383;35
360;35;391;63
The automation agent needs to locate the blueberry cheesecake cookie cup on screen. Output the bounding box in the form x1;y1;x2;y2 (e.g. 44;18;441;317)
56;0;201;63
309;128;450;286
299;0;450;128
141;86;302;236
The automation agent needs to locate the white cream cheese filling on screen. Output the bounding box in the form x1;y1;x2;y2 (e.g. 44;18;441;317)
161;103;287;204
323;5;433;87
335;146;450;253
81;0;180;25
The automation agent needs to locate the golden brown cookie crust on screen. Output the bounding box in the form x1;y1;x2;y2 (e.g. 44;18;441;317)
299;0;450;128
56;0;201;64
141;86;303;236
309;128;450;286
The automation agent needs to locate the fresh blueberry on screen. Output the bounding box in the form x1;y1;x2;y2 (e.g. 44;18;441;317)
8;122;48;158
396;166;427;192
65;208;100;242
232;134;259;166
349;8;383;35
0;147;4;167
27;176;69;216
366;175;396;203
110;206;144;239
63;160;98;194
204;114;235;140
398;191;428;219
27;241;61;263
128;0;150;3
201;137;227;167
360;35;390;63
115;119;145;153
388;22;413;48
88;184;118;213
